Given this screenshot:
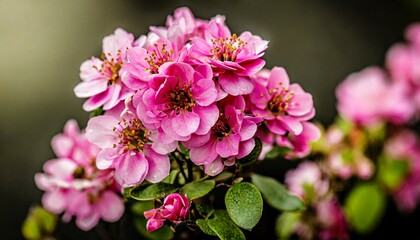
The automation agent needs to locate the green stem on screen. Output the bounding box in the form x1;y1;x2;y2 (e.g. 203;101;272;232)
171;152;188;182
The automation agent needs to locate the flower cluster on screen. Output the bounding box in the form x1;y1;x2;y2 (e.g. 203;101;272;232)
34;120;124;231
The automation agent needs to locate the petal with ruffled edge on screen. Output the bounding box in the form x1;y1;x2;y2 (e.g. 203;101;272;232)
82;88;113;112
189;138;218;165
86;115;119;149
237;138;256;159
115;152;148;187
144;145;170;183
204;157;224;176
192;79;217;106
96;148;120;170
268;67;290;90
193;105;219;135
239;119;257;141
172;111;200;137
216;134;240;158
218;72;254;96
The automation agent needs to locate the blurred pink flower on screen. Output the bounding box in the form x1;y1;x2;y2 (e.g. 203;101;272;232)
35;120;124;231
336;67;414;127
144;193;190;232
317;199;349;240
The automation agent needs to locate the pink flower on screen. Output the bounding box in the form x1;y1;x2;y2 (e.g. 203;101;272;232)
34;120;124;231
285;161;329;201
184;95;261;176
317;199;349;240
336;67;414;127
144;193;190;232
190;16;268;95
250;67;315;136
133;62;219;143
86;103;170;187
74;28;135;111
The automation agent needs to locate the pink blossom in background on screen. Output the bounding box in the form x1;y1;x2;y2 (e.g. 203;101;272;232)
184;95;261;176
316;199;349;240
133;62;219;144
74;28;135;111
285;161;329;201
190;16;268;96
336;67;414;127
384;130;420;211
35;120;124;231
144;193;190;232
86;102;170;187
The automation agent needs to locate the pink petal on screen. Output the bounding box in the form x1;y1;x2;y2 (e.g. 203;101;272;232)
192;79;217;106
280;116;303;135
194;105;219;135
287;92;313;116
82;88;113;111
96;148;120;170
144;145;170;183
216;134;240;158
268;67;290;90
98;191;125;222
76;212;100;231
237;138;256;159
43;158;77;177
204;157;224;176
86;115;119;149
219;72;254;96
239;119;257;141
42;190;67;214
266;119;287;135
172;111;200;137
190;138;218;165
51;135;73;158
74;80;108;98
115;152;148;186
146;218;165;232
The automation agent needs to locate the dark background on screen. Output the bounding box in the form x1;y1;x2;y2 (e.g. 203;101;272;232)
1;0;420;239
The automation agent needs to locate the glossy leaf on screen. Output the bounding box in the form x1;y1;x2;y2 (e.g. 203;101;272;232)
180;180;215;200
275;212;300;239
252;174;305;212
196;219;217;236
225;182;263;230
130;182;179;201
207;210;246;240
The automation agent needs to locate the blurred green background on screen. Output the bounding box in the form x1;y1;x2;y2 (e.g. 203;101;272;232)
1;0;419;239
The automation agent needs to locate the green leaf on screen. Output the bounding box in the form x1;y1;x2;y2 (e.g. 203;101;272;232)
237;138;262;165
344;183;386;234
378;158;409;190
130;182;179;201
275;212;300;239
162;170;179;184
264;146;291;160
196;219;217;236
252;174;305;212
90;107;104;117
22;216;41;240
207;210;246;240
180;180;215;200
133;217;174;240
225;182;263;230
22;206;57;240
195;201;214;218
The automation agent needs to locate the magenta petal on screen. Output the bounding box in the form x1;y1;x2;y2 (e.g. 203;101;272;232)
194;105;219;135
172;111;200;137
287;92;313;116
86;115;119;149
239;120;257;141
218;72;254;96
144;145;170;183
98;191;124;222
82;88;112;111
266;119;287;135
237;138;255;159
115;152;148;186
190;139;218;165
281;116;304;135
193;79;217;106
236;59;266;76
74;80;108;98
146;218;165;232
216;134;241;158
268;67;290;90
51;135;73;158
184;133;211;148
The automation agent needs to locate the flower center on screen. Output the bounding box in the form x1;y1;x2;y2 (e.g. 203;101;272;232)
168;87;195;114
114;119;149;152
212;113;232;139
98;52;123;85
145;43;174;74
72;166;86;179
267;88;294;115
210;34;246;62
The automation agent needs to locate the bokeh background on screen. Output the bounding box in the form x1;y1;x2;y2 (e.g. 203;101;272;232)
1;0;420;239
